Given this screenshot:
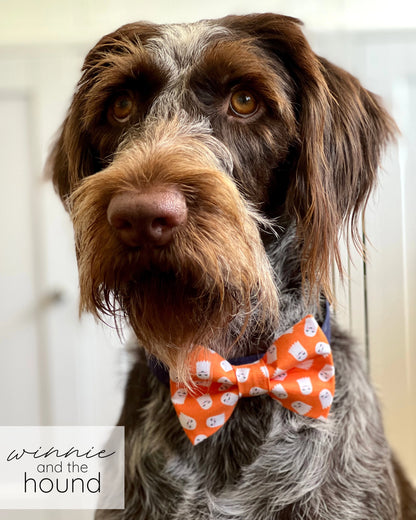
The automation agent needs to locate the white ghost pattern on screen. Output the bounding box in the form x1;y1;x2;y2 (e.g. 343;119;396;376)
220;392;239;406
272;368;287;381
171;388;188;405
249;387;267;396
217;376;233;391
194;434;208;445
319;389;333;409
315;342;331;357
272;383;288;399
291;401;312;416
196;360;211;380
319;364;335;382
196;394;213;409
206;413;226;428
194;380;210;388
288;341;308;362
296;359;314;370
266;344;277;363
304;317;318;337
296;377;313;395
179;413;197;430
260;365;270;379
220;360;233;372
236;367;250;383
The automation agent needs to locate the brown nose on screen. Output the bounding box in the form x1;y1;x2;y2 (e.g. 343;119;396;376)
107;188;187;248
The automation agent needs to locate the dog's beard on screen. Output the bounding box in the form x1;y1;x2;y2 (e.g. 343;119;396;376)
73;209;279;380
69;125;279;380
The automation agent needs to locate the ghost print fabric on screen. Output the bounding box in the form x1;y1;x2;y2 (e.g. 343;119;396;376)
170;315;335;445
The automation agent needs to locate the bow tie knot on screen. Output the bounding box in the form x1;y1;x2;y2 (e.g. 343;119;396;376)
170;315;335;445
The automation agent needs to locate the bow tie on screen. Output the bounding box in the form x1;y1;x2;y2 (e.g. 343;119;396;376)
170;315;335;445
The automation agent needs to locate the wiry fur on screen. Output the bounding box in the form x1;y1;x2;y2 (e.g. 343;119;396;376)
47;13;416;519
69;116;279;376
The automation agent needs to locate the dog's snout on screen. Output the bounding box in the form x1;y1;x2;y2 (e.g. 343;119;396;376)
107;188;187;248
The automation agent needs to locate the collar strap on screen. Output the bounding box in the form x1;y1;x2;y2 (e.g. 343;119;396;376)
148;301;331;386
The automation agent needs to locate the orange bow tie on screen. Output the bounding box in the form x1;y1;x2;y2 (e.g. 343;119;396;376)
170;315;335;445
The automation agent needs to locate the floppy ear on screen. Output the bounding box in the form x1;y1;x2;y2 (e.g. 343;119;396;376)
222;13;397;299
46;22;160;206
46;116;97;206
291;54;396;300
46;28;128;205
45;31;115;206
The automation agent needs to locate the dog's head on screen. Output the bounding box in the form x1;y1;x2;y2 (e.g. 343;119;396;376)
48;14;395;370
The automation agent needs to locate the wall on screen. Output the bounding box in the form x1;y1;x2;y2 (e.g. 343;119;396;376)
1;0;416;46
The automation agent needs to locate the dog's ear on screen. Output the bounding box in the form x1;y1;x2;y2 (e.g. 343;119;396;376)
46;22;159;206
293;55;397;297
46;116;97;206
288;51;397;299
222;14;397;299
45;32;116;206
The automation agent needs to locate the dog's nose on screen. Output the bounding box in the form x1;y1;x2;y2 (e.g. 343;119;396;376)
107;188;187;247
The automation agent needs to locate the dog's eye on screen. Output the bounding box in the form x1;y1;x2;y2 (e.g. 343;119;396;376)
229;90;258;117
109;92;134;123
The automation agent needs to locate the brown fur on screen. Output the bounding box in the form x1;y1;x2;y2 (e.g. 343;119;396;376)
69;118;279;376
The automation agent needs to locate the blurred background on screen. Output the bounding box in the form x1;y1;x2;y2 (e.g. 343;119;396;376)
0;0;415;518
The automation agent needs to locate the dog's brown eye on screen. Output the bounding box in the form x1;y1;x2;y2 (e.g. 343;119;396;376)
229;90;258;117
110;93;134;123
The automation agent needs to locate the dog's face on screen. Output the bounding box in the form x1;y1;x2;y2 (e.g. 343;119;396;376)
48;14;394;374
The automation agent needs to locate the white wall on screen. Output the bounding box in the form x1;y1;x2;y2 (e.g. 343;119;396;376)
1;0;416;46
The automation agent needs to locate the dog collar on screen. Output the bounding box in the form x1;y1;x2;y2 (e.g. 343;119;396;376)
148;301;331;387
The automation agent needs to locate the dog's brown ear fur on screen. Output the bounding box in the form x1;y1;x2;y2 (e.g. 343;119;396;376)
46;117;96;206
46;22;160;206
291;55;397;299
222;13;397;299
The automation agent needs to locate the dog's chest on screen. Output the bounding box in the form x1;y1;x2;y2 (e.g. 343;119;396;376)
132;377;331;519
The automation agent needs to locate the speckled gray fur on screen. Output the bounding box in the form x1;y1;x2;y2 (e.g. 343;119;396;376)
95;226;410;520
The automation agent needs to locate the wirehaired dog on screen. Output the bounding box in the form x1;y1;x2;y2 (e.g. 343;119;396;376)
48;13;416;519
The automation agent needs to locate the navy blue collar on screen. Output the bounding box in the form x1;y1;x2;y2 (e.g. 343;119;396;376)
148;301;331;387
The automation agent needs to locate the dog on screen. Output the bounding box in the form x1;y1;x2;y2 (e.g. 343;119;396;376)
48;13;416;519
